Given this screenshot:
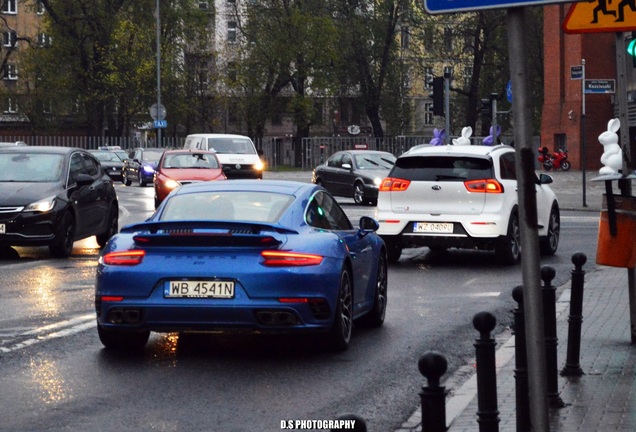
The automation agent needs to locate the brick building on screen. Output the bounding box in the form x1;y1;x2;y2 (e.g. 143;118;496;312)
542;4;635;171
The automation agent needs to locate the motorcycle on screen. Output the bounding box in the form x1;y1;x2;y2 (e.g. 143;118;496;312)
538;147;571;171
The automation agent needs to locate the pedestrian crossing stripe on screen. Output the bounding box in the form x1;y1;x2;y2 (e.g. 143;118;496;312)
563;0;636;34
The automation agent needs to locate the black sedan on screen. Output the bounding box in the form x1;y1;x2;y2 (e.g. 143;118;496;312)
0;146;119;257
312;150;396;206
89;149;125;181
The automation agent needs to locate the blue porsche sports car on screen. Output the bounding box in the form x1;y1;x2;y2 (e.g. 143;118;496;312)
95;180;388;351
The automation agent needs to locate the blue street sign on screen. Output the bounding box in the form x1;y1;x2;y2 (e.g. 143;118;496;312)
425;0;579;14
506;80;513;103
153;119;167;128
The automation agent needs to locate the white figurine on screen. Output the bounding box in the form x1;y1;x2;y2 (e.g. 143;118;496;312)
452;126;472;146
598;118;623;175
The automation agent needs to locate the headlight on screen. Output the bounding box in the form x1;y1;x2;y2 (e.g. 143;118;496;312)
373;177;382;186
143;165;155;173
24;196;56;213
164;179;180;189
254;161;264;171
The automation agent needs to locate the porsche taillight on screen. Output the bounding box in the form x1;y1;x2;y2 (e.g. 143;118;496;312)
379;177;411;192
464;179;504;193
102;250;146;266
261;251;323;266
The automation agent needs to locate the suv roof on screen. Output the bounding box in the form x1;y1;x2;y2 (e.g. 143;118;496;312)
401;144;513;158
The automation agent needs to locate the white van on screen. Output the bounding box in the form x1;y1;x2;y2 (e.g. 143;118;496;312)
183;133;264;179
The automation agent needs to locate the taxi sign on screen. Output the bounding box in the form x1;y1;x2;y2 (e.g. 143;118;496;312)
563;0;636;33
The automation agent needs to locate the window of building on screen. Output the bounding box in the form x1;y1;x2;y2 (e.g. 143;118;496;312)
2;0;17;14
3;31;16;47
423;67;433;89
4;97;18;113
4;63;18;80
313;102;323;126
42;99;52;114
37;33;52;47
227;61;237;82
443;27;453;52
463;66;472;89
401;26;409;50
424;103;433;126
227;21;237;43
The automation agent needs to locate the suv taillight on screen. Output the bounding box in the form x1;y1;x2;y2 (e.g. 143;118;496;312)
464;179;504;193
379;177;411;192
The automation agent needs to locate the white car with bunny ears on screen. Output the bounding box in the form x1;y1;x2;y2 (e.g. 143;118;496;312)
375;144;560;265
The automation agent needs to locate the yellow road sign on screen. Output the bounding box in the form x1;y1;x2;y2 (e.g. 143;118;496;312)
563;0;636;34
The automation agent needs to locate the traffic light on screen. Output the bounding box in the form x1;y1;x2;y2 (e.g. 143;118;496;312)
431;77;444;117
480;98;491;119
628;34;636;67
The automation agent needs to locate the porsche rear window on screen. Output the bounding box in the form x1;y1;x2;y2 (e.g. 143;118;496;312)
389;156;493;181
159;191;293;223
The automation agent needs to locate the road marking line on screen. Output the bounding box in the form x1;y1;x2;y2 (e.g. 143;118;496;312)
0;314;95;354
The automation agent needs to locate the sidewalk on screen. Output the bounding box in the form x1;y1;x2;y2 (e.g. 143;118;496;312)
393;169;636;431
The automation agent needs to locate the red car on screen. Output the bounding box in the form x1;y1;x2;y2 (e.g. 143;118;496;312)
154;150;226;207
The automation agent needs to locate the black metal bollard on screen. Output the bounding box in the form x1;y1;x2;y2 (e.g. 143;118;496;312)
418;351;448;432
512;286;530;432
561;252;587;377
473;311;499;432
541;265;566;408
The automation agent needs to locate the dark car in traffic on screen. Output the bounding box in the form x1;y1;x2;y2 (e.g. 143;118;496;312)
122;147;164;187
0;146;119;257
312;150;396;206
89;149;125;182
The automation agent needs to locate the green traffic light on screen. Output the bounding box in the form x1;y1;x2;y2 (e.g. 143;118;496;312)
628;39;636;57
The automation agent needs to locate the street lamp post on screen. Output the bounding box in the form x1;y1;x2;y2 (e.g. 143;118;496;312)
156;0;162;146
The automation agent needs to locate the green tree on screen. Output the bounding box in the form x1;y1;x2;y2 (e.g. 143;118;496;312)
232;0;338;164
26;0;208;138
333;0;410;138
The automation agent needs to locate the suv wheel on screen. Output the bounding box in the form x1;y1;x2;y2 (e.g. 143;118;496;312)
540;205;560;256
495;209;521;265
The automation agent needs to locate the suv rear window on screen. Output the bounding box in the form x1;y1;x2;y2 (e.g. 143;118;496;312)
390;156;493;181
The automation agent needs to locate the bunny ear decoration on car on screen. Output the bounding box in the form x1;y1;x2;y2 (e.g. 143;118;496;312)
429;128;446;146
482;125;502;146
452;126;473;145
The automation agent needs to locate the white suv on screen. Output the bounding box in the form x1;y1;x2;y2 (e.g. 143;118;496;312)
375;144;559;265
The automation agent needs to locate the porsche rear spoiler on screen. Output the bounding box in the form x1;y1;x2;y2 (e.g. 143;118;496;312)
120;220;298;248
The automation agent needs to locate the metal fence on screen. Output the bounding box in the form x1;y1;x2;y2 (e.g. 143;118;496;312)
0;135;184;150
2;134;531;171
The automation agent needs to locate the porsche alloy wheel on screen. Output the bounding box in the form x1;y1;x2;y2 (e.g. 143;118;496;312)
326;267;353;351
